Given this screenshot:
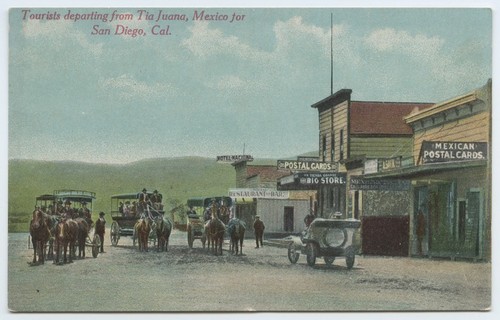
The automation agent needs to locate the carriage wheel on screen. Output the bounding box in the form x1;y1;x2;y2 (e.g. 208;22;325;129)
306;242;317;267
201;234;206;249
187;226;194;248
47;238;54;260
287;242;300;264
345;246;355;270
324;256;335;266
110;221;120;246
92;234;101;258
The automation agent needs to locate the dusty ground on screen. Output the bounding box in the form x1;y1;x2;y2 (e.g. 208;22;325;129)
7;229;491;312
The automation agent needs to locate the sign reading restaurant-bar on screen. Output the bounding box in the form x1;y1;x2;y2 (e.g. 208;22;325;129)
228;188;289;199
277;160;336;171
420;141;488;164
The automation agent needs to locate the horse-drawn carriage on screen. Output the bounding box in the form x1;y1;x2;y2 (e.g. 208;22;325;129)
110;191;171;252
52;190;102;259
287;218;361;269
185;196;232;249
29;190;101;265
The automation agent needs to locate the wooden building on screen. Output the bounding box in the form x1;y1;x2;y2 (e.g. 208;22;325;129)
362;80;491;260
231;160;316;235
310;89;432;220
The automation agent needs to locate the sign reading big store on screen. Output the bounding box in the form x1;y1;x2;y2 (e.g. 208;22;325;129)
420;141;488;164
277;172;346;190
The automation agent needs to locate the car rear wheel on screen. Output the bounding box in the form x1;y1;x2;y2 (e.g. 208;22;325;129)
288;242;300;264
306;242;317;267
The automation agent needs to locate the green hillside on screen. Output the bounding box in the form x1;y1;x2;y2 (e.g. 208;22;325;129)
8;157;236;232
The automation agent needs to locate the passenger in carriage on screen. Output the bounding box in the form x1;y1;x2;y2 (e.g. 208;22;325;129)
203;206;211;222
187;206;198;219
62;200;74;219
122;201;130;217
46;204;54;216
131;201;138;217
54;200;64;216
79;201;93;227
119;202;124;215
151;190;163;211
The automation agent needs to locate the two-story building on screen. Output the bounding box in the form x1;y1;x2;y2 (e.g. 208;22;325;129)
310;89;433;219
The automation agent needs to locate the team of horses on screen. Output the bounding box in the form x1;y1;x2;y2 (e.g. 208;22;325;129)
29;203;246;265
203;202;246;256
133;212;173;253
29;208;93;266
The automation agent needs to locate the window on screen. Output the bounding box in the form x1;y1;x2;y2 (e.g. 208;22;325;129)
339;129;344;160
330;131;335;161
322;134;327;161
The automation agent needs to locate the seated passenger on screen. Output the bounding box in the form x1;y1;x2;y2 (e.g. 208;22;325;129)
187;206;198;219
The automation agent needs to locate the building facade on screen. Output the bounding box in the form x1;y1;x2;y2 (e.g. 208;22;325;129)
310;89;432;221
231;160;316;235
362;80;491;260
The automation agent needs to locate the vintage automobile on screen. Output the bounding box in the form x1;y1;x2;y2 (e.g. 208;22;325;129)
287;217;361;269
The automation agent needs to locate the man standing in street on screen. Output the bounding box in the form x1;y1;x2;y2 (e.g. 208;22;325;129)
416;209;426;256
253;215;265;248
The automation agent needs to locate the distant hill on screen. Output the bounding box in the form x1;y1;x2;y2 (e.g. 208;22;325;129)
9;153;319;231
8;157;235;231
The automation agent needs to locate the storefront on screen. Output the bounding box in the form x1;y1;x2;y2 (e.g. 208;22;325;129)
364;80;491;260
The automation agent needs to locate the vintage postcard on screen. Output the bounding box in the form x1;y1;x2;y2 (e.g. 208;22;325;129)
5;2;494;315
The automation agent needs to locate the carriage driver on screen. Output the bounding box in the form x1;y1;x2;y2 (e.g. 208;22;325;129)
138;188;150;217
62;200;74;219
79;201;93;226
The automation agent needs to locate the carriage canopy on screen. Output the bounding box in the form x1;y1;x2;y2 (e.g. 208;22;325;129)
187;196;233;209
35;189;95;211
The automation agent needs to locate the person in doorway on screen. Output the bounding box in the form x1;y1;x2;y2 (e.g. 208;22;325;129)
416;209;426;256
253;215;265;248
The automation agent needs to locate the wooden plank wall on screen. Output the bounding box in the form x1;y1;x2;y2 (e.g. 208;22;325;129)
413;111;489;164
319;100;348;162
350;136;413;159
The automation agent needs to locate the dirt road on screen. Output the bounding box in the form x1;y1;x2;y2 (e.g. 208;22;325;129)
8;229;491;312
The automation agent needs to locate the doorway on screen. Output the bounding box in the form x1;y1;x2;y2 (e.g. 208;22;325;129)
284;206;294;232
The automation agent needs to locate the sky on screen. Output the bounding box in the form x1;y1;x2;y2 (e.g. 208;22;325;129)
6;3;493;164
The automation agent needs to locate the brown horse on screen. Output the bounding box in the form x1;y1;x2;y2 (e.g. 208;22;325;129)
54;219;78;264
75;218;89;259
206;204;225;255
228;219;246;255
134;218;151;252
29;209;51;265
155;216;172;252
